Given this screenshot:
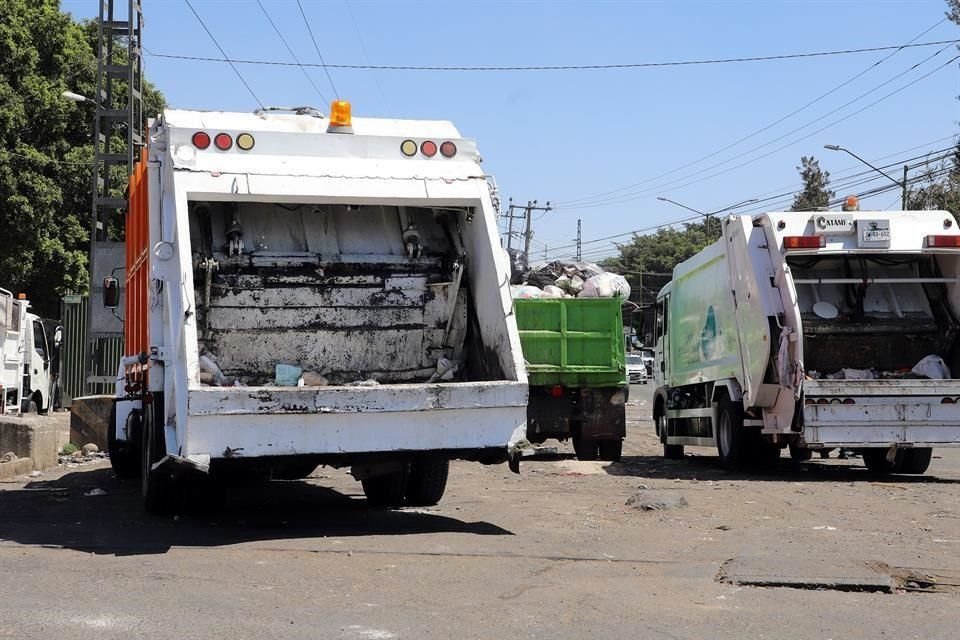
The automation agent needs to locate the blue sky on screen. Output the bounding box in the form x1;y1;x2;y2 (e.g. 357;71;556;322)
62;0;960;262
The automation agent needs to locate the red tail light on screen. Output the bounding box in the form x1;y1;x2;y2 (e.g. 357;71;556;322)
214;133;233;151
816;398;829;405
421;141;437;158
783;235;826;250
550;385;564;398
943;397;956;404
842;398;855;405
927;235;960;248
192;131;211;149
805;398;815;405
440;141;457;158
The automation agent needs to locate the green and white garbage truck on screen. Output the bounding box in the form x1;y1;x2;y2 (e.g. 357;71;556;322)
653;206;960;474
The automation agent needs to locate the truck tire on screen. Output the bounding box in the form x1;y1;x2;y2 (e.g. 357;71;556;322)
362;466;410;507
789;444;812;462
108;406;142;480
141;401;173;513
658;413;684;459
598;439;623;462
407;456;449;506
572;436;599;461
862;448;903;474
900;448;932;475
716;396;747;471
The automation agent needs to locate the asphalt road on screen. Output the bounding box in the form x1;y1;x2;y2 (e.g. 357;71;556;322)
1;384;958;639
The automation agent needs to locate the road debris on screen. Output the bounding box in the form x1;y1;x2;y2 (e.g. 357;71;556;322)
625;490;688;511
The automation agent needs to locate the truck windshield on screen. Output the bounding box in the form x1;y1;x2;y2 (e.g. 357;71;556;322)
787;254;958;373
626;355;642;364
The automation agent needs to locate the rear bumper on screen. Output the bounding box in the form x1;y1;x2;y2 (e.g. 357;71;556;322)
801;379;960;447
181;381;528;460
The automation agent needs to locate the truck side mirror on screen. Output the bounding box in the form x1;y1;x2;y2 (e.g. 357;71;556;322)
103;276;119;309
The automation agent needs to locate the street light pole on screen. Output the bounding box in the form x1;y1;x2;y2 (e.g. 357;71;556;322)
824;144;907;209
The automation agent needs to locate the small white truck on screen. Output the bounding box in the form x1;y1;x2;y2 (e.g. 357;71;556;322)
653;205;960;475
1;289;59;415
108;102;528;511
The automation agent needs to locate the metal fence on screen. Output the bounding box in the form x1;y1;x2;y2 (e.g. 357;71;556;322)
60;295;123;406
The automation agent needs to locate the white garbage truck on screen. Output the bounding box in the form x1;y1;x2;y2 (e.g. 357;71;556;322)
107;102;528;510
652;203;960;474
1;288;60;415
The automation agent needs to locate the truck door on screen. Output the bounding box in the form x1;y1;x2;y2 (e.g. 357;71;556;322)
26;319;50;412
654;296;670;386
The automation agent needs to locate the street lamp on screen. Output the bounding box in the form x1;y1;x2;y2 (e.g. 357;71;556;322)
824;144;907;209
62;90;89;103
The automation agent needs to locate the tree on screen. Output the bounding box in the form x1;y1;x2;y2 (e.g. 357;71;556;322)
790;156;834;211
0;0;164;317
602;219;718;277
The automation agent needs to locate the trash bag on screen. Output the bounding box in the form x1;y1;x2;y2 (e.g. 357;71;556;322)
579;273;631;299
511;285;543;299
541;285;565;298
911;354;951;379
506;248;528;285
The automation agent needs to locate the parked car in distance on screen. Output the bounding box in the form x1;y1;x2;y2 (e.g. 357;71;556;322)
626;354;648;384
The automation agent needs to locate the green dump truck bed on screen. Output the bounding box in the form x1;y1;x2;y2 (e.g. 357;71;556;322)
515;297;626;387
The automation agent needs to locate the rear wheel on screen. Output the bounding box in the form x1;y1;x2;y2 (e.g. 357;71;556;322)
598;439;623;462
407;456;449;506
863;448;902;474
900;448;932;475
362;466;410;507
572;436;599;461
716;396;747;471
108;406;142;479
789;444;812;462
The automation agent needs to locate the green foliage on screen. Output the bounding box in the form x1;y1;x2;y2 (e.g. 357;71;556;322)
60;442;78;455
790;156;834;212
0;0;165;318
905;139;960;215
601;218;720;276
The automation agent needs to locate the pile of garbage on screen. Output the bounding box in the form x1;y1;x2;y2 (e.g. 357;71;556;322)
509;258;631;300
807;355;952;381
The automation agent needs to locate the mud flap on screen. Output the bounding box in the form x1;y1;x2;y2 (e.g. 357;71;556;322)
579;387;627;441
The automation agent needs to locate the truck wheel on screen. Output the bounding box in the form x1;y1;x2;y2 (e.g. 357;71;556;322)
716;396;747;471
899;448;932;475
141;403;173;513
598;439;623;462
108;406;142;480
572;436;599;461
789;444;812;462
407;456;449;506
362;466;410;507
862;448;903;474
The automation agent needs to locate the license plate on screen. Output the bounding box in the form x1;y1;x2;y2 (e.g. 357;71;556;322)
863;229;890;242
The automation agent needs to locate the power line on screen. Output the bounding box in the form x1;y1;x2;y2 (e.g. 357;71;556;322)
556;19;950;207
184;0;264;109
296;0;340;100
142;38;960;72
256;0;329;107
1;150;93;167
544;142;958;258
557;53;960;211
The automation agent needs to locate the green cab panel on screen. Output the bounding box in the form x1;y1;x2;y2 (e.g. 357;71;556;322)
514;297;626;387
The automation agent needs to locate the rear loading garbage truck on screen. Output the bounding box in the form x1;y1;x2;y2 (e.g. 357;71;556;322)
514;297;627;461
107;102;528;511
653;206;960;475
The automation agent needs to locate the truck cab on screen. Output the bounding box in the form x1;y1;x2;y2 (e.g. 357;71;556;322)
1;289;59;414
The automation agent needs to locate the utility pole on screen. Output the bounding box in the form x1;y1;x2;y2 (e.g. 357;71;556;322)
902;164;909;209
522;200;551;256
505;198;515;250
575;219;582;261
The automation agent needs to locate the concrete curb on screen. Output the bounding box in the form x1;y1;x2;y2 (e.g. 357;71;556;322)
0;456;34;480
0;413;70;475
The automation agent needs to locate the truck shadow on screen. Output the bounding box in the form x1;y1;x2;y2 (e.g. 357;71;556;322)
608;454;960;484
0;467;513;557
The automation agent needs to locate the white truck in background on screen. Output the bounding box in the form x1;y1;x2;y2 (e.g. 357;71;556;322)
108;102;528;511
1;289;60;415
653;205;960;475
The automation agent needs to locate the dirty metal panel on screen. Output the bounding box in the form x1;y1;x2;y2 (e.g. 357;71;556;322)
184;404;526;458
804;379;960;396
206;306;426;331
187;380;528;416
